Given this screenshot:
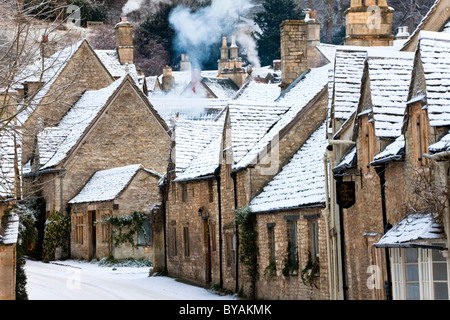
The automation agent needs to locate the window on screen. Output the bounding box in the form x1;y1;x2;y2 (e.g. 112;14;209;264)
412;109;428;167
183;226;190;257
268;224;276;265
287;220;299;271
210;221;216;252
73;213;84;244
310;221;319;263
137;215;152;246
390;246;449;300
182;184;188;202
208;180;214;203
226;233;236;266
99;210;111;243
170;225;177;257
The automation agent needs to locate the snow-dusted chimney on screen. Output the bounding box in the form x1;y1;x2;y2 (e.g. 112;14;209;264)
115;17;134;65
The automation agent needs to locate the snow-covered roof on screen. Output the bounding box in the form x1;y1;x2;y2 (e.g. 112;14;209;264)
94;49;141;86
371;135;405;166
365;49;415;138
375;213;445;248
172;116;225;177
235;65;330;170
428;130;450;153
0;129;21;199
332;47;368;121
250;122;328;213
38;75;125;170
332;145;357;174
233;79;281;102
200;77;239;99
150;97;227;125
0;213;19;245
416;31;450;126
69;164;159;204
18;40;85;124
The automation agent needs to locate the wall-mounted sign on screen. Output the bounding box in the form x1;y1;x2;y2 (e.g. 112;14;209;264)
336;181;356;208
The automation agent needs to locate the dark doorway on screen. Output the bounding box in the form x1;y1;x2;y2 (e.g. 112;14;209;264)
89;210;97;259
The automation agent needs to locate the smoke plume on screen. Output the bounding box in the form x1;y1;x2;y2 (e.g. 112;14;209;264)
169;0;257;70
121;0;145;16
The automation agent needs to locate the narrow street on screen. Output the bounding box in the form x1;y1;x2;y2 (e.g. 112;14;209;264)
24;259;236;300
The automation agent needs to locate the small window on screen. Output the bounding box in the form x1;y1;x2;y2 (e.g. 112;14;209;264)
310;221;319;262
73;213;84;244
170;226;177;257
210;221;216;252
99;210;111;243
208;180;214;203
183;226;190;257
268;224;276;265
137;215;152;246
287;221;299;272
226;233;236;266
182;184;188;202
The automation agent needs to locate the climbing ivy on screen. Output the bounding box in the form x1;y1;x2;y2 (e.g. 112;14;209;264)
301;251;320;288
234;206;258;300
96;211;147;249
42;211;71;262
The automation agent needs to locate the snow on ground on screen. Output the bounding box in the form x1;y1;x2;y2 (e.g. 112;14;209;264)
25;259;237;300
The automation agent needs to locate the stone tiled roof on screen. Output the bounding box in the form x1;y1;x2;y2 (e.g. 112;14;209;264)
332;47;368;121
68;164;158;204
0;129;21;199
416;31;450;126
250;122;327;213
37;75;125;170
375;213;445;248
365;49;415;138
0;213;19;245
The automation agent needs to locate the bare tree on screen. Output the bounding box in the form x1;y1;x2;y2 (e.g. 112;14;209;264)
0;0;82;201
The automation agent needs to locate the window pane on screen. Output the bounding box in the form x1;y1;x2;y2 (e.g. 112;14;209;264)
434;283;449;300
406;283;420;300
433;263;448;281
405;248;418;263
406;264;419;281
432;247;446;262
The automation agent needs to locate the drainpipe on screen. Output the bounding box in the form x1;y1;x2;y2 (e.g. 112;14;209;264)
334;174;348;300
374;166;392;300
58;169;66;260
322;152;333;299
214;166;223;287
231;171;239;293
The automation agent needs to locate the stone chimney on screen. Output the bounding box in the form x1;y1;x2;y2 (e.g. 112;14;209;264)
396;26;410;40
344;0;394;46
180;54;191;72
41;35;57;58
229;35;239;59
115;17;134;65
218;36;229;76
219;35;246;88
280;20;308;91
161;66;175;92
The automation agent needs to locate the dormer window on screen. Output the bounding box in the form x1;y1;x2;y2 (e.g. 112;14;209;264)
411;106;428;167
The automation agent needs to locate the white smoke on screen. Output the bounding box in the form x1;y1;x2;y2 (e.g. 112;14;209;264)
121;0;145;16
169;0;257;70
236;31;260;68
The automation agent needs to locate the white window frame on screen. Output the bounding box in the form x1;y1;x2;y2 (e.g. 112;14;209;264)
390;244;449;300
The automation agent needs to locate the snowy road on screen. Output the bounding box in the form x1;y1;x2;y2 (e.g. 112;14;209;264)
25;259;237;300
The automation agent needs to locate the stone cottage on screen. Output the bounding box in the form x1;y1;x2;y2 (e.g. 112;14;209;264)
68;164;163;262
24;74;170;261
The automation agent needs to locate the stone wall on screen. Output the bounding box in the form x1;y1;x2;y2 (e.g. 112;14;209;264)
255;207;329;300
0;244;16;300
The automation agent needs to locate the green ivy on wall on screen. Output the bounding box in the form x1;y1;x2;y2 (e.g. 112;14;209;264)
96;211;147;249
42;211;71;262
